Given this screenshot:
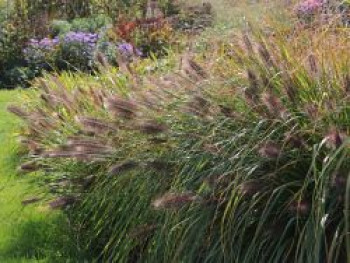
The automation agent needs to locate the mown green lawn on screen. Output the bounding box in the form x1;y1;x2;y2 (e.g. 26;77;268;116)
0;90;72;262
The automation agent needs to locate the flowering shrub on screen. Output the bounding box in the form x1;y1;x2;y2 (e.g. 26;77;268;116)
57;32;99;71
23;37;59;69
21;32;145;74
294;0;323;23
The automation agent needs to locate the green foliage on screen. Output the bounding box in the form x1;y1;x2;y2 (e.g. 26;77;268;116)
70;14;112;33
50;20;72;36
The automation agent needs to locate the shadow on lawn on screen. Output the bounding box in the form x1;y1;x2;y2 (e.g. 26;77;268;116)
0;214;85;262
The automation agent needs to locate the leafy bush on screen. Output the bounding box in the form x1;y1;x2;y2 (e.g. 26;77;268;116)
56;32;99;71
0;21;30;88
23;37;59;69
70;14;112;33
50;20;72;36
9;21;350;262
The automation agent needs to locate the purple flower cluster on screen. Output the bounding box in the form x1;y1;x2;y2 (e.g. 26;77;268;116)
117;42;143;57
23;37;60;64
63;32;99;47
295;0;323;16
24;37;60;52
118;43;133;55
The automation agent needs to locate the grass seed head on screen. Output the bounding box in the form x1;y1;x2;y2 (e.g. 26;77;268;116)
289;199;311;216
21;197;42;206
7;105;30;119
325;128;346;149
49;196;76;210
258;141;282;159
18;161;41;173
239;181;264;196
152;192;200;210
138;120;168;134
105;96;138;119
258;43;275;68
261;92;287;118
75;116;118;134
331;172;347;191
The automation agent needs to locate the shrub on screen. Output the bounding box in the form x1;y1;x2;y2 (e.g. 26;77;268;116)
0;20;30;88
97;41;119;66
50;20;72;36
56;31;99;71
23;37;59;70
72;15;112;33
70;14;113;33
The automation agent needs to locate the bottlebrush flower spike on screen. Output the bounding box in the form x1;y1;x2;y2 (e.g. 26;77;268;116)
258;42;275;68
7;105;30;119
242;32;254;53
146;160;172;172
288;199;311;216
343;74;350;95
239;181;264;196
187;59;208;79
180;54;208;81
137;120;168;134
304;103;319;120
20;139;43;155
75;116;118;134
186;95;211;117
324;129;346;149
22;197;42;206
18;161;41;174
152;192;200;210
258;141;282;158
104;96;138;119
284;132;306;149
261;92;288;119
71;144;113;155
49;196;76;210
128;224;158;240
331;172;347;191
245;69;260;106
307;53;319;74
96;52;109;67
108;161;139;176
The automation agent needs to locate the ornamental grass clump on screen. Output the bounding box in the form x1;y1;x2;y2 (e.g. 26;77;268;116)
10;23;350;262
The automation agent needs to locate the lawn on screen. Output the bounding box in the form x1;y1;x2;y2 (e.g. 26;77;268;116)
0;90;72;262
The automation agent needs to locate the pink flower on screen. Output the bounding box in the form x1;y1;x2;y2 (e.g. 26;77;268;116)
294;0;323;16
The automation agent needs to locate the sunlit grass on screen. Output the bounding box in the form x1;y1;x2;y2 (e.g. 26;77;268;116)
0;90;79;262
